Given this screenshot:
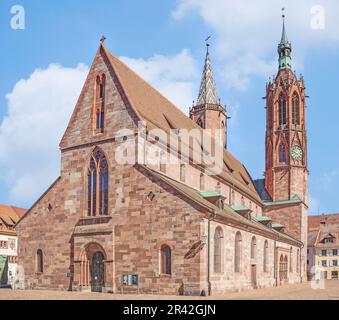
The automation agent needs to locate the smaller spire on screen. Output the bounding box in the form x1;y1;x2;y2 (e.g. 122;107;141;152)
196;37;220;106
280;8;289;45
278;8;292;70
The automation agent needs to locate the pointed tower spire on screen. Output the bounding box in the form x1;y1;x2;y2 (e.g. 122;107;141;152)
190;37;228;149
196;37;219;105
280;9;289;45
278;8;292;70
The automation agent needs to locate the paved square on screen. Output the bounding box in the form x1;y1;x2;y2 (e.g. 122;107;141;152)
0;281;338;300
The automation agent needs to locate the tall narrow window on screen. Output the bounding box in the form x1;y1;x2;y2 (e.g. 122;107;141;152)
234;232;242;273
292;93;300;125
279;255;287;280
87;149;109;216
37;249;44;273
297;249;300;273
161;245;171;275
279;95;287;126
180;164;186;183
214;227;223;273
251;237;257;261
279;144;286;164
95;74;106;132
264;241;269;272
290;247;293;273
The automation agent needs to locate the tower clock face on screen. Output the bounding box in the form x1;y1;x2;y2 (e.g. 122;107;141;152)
291;146;303;160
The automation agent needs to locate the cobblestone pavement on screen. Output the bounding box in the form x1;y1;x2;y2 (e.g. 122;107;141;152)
0;281;338;300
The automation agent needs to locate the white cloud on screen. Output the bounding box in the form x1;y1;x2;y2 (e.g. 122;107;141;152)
0;50;198;207
120;49;198;111
0;64;89;206
173;0;339;90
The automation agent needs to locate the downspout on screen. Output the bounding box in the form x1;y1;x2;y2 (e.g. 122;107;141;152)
300;243;304;283
207;210;216;296
274;240;278;287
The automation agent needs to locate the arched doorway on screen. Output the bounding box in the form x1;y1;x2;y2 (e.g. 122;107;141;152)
91;252;105;293
79;243;106;293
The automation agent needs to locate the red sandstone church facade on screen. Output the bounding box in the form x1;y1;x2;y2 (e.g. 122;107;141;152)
16;19;308;295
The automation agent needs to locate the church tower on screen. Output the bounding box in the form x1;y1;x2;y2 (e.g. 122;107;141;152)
190;41;228;148
264;13;308;203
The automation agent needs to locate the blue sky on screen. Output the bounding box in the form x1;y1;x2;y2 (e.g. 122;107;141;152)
0;0;338;215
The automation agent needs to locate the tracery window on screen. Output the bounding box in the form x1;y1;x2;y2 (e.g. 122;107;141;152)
279;144;286;164
87;149;109;216
279;95;287;126
292;93;300;125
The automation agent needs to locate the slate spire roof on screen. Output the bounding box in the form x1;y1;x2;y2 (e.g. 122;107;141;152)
196;44;219;105
280;14;289;46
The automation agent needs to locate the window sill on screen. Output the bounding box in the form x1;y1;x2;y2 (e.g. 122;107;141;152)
159;274;172;278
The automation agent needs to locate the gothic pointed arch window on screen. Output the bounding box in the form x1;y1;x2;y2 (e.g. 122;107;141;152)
214;227;223;273
279;94;287;126
292;93;300;125
279;144;286;164
87;149;109;216
94;74;106;132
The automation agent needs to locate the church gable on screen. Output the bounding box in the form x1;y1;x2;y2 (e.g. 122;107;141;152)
60;44;139;150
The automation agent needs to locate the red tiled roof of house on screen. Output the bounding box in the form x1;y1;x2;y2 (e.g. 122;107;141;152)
0;204;27;235
308;214;339;232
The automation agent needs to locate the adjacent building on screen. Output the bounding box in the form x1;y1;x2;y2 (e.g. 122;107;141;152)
308;214;339;280
0;205;26;287
16;17;308;295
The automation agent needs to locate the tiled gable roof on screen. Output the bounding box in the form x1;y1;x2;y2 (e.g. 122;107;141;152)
103;45;262;203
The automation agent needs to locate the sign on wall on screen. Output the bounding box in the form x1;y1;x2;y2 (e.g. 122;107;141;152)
122;274;139;286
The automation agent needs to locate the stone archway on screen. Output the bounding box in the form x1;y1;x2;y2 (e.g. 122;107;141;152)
79;242;106;292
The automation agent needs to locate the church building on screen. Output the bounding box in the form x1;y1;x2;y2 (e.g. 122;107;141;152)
16;17;308;295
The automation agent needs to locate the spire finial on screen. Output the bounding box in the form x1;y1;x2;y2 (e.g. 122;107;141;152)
100;35;106;44
205;36;211;54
